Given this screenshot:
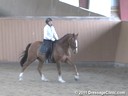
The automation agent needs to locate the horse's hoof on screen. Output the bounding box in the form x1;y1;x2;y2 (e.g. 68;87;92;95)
19;78;23;81
43;80;49;82
42;79;49;82
58;79;66;83
58;76;66;83
41;78;49;82
74;75;79;81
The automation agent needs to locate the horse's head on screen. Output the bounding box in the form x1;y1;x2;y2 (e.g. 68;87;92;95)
68;33;78;54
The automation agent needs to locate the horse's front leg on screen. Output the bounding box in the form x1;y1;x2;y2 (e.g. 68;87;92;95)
56;62;66;83
66;59;79;81
73;64;80;81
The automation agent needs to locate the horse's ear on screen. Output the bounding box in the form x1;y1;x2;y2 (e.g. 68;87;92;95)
75;33;78;37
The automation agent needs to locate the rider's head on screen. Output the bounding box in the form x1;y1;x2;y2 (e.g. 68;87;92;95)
45;18;52;26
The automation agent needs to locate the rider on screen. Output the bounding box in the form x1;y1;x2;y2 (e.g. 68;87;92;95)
40;18;59;62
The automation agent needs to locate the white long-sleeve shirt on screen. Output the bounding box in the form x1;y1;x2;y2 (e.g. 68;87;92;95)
43;25;59;41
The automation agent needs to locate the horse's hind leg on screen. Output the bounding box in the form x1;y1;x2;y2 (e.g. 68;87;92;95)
37;53;49;81
19;58;36;81
37;59;49;81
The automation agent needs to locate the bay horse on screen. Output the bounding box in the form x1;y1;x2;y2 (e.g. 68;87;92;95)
19;33;79;83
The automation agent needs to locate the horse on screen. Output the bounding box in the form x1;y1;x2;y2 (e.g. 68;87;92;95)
19;33;79;83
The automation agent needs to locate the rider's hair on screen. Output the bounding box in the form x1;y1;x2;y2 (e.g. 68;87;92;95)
45;18;52;24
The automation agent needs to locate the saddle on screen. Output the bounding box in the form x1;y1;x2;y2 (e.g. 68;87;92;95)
40;40;57;63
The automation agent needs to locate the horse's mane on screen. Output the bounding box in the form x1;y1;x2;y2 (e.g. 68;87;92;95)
58;33;72;43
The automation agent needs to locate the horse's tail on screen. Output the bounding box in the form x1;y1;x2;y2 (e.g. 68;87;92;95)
20;43;31;67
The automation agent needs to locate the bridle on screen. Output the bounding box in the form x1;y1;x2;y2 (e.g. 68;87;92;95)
69;35;78;54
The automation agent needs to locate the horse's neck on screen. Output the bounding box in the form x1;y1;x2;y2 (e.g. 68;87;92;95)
54;34;72;56
57;36;70;51
58;40;69;49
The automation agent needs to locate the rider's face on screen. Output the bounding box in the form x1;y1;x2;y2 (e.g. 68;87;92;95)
48;21;53;26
